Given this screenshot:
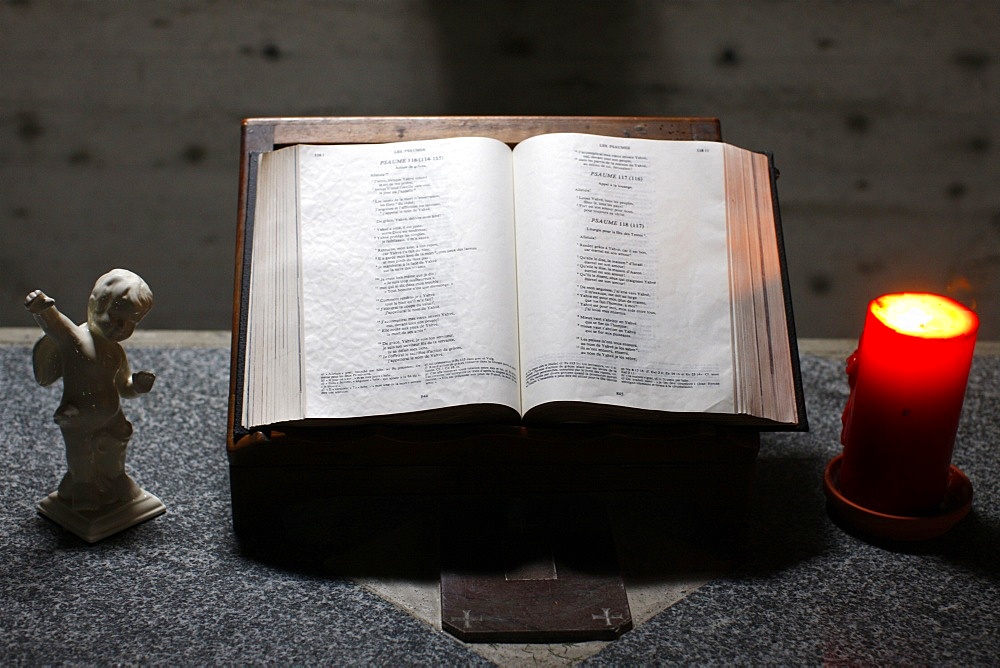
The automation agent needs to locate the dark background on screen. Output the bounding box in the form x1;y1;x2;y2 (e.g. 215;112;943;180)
2;1;998;338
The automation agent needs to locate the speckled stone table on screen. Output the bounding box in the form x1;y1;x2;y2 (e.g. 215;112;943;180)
1;333;997;665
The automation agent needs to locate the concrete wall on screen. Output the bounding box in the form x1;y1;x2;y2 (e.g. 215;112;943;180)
2;1;998;339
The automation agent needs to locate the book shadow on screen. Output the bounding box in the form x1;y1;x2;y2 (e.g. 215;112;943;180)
735;454;839;577
233;454;842;643
235;490;762;639
741;450;1000;585
235;456;832;589
237;494;444;583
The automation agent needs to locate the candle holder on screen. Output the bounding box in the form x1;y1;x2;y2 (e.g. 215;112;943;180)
829;292;978;541
824;454;973;541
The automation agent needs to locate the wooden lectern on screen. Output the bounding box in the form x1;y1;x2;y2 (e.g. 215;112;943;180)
228;116;771;642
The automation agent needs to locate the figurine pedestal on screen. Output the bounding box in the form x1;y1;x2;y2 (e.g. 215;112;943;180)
38;490;166;543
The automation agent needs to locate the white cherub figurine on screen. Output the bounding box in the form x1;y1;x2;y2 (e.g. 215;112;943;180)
25;269;165;542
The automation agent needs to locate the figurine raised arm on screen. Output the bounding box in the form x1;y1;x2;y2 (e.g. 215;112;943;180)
26;269;165;542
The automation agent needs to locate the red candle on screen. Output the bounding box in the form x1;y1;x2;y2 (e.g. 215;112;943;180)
840;293;978;515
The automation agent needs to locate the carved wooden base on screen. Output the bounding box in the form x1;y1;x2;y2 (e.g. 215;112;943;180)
38;489;166;543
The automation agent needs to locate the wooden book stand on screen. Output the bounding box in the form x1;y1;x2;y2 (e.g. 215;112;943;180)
227;116;761;642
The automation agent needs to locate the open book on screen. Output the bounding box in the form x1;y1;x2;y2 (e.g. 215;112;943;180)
238;132;803;430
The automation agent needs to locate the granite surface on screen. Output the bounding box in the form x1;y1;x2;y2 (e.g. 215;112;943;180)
1;343;997;665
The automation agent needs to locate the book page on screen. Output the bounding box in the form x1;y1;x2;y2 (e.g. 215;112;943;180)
514;133;734;417
297;137;521;420
243;148;304;429
724;145;800;425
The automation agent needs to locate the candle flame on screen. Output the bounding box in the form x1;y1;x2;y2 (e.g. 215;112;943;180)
871;293;978;338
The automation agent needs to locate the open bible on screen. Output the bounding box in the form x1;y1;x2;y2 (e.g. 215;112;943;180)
238;132;803;431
